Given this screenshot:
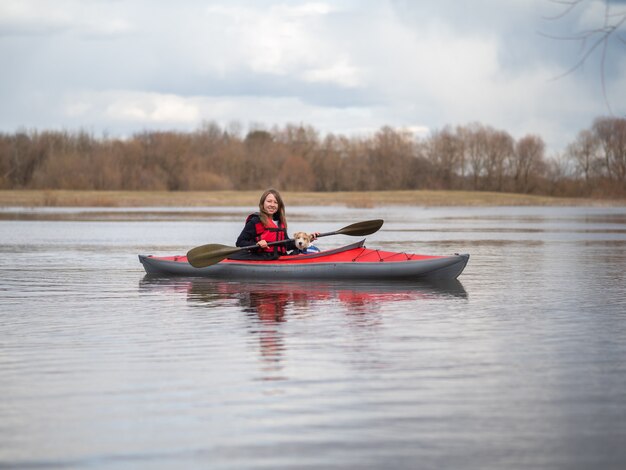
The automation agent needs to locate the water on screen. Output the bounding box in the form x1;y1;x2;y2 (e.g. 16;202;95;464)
1;205;626;469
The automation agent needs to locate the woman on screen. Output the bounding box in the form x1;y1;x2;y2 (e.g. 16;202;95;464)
234;189;317;259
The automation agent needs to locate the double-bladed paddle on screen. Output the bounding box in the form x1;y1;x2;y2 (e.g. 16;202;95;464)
186;219;384;268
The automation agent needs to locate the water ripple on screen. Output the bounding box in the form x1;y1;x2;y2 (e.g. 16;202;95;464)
2;206;626;469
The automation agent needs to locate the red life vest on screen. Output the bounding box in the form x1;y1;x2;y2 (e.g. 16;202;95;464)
247;213;288;255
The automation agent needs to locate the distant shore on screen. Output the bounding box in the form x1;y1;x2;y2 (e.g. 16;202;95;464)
0;189;624;208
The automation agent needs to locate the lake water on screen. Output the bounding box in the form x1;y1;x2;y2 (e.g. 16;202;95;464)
1;205;626;469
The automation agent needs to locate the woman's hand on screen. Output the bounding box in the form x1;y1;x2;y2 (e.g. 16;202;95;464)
309;232;320;241
257;240;269;249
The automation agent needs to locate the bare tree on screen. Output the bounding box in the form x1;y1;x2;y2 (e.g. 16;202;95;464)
458;123;487;190
513;135;547;193
277;155;316;191
485;129;515;192
367;126;417;190
593;116;626;185
455;124;514;191
427;126;464;190
273;123;320;162
311;134;343;191
543;0;626;111
565;128;600;188
2;118;624;197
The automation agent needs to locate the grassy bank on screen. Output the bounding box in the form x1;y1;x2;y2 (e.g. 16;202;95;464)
0;189;623;207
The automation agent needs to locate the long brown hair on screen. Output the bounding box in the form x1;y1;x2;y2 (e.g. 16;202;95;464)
258;188;287;228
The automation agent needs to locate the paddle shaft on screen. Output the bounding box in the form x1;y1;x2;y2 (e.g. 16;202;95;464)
186;219;384;268
238;229;341;251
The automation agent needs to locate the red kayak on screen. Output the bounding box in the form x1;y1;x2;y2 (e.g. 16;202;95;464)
139;240;469;281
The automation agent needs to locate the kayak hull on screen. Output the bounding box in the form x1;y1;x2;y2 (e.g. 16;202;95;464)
139;241;469;281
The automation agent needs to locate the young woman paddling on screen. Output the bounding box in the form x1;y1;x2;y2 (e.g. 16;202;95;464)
233;188;318;260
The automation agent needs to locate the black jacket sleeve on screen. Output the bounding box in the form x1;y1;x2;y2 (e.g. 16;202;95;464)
236;216;260;248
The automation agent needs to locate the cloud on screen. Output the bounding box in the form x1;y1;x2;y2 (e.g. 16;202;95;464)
57;89;381;136
199;2;363;89
0;0;624;152
106;94;200;123
0;0;133;37
301;61;361;87
0;1;71;35
64;91;201;124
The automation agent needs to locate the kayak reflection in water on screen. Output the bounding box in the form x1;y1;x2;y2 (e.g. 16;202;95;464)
241;290;289;323
241;290;289;378
231;188;319;260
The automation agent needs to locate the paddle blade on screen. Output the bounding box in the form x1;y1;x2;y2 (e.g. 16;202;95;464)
335;219;384;237
186;243;242;268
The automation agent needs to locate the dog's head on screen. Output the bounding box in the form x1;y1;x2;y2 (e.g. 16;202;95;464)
293;232;313;251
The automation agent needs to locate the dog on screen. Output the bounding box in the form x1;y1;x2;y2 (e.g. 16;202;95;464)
291;231;318;255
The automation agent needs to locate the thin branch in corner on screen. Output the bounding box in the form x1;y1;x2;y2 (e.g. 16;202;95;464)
541;0;626;114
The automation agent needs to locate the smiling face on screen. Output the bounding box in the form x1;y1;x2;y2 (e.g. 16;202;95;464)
258;189;286;227
262;193;279;215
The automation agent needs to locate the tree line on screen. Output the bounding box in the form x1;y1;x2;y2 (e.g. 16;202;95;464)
1;117;625;197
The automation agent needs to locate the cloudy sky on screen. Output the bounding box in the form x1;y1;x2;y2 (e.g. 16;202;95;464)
1;0;625;152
